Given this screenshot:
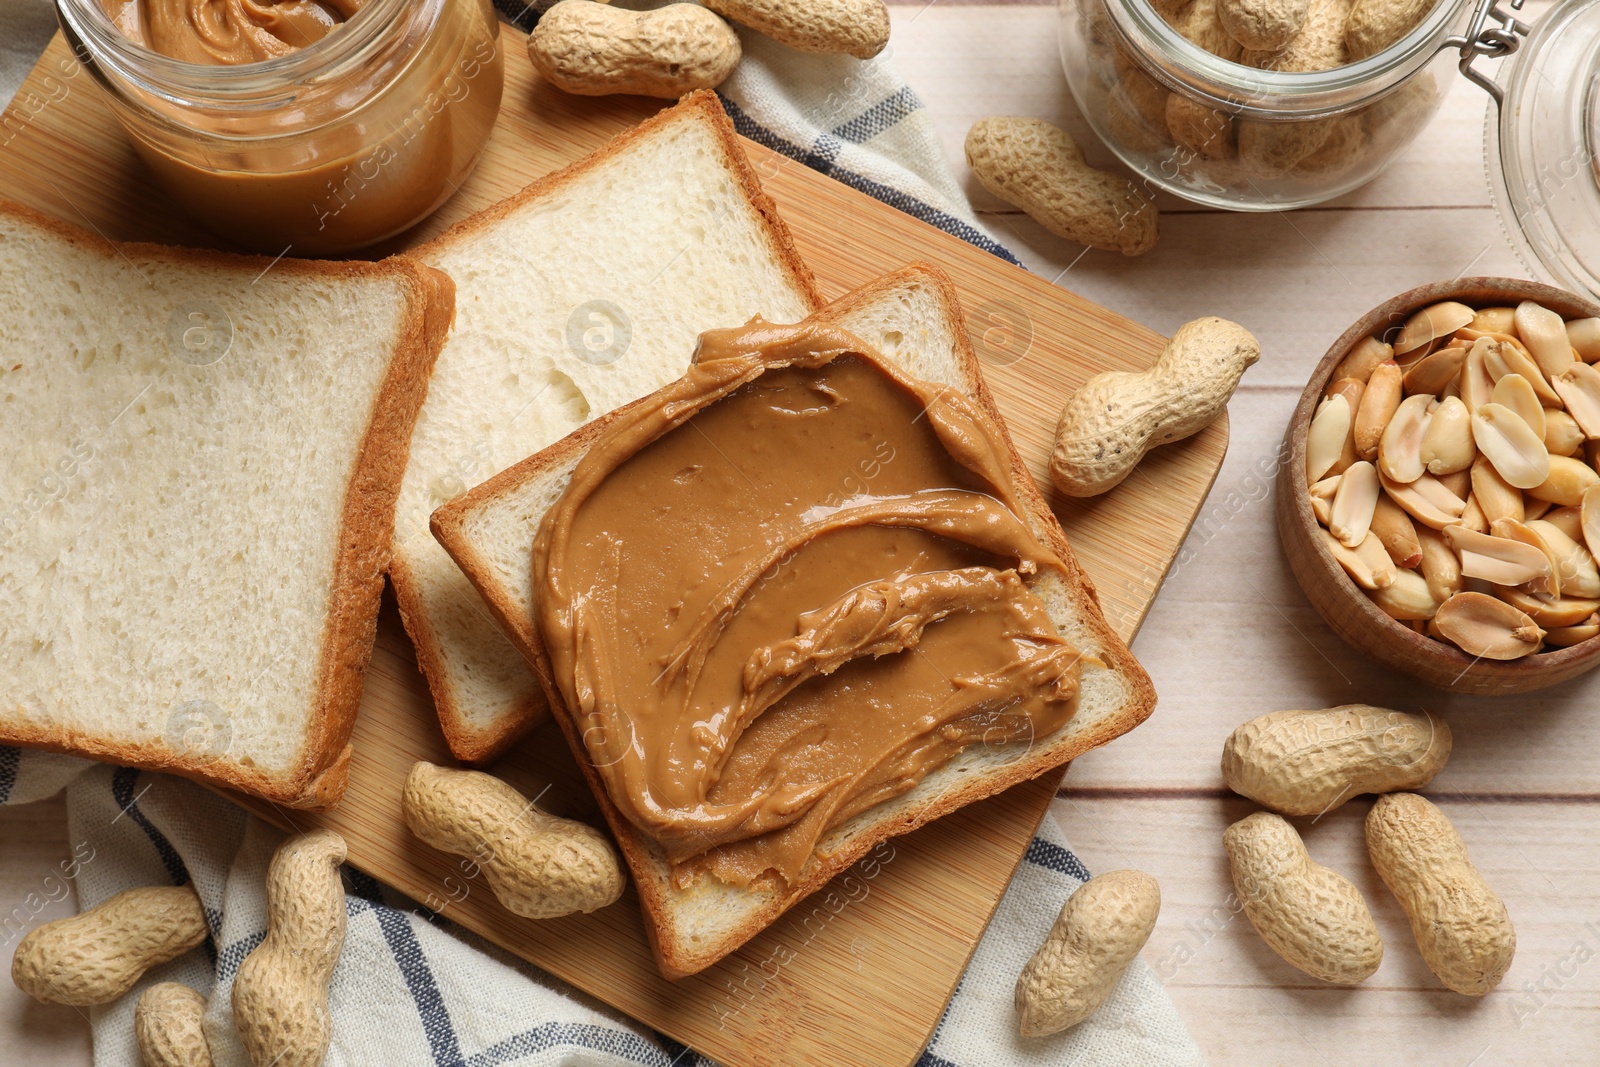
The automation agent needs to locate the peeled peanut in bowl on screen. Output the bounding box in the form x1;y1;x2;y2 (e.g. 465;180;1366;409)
1276;277;1600;695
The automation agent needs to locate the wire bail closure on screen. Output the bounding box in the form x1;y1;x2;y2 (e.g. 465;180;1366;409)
1446;0;1530;104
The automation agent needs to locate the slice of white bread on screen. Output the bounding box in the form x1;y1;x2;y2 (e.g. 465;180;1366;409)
0;201;453;808
393;92;820;764
432;264;1156;977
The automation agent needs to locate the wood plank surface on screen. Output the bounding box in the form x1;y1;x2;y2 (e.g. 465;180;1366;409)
0;21;1226;1067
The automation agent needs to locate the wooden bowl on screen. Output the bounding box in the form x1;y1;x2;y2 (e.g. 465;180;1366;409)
1276;277;1600;695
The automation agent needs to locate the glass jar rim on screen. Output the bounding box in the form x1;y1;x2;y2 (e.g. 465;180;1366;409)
1104;0;1468;114
55;0;415;100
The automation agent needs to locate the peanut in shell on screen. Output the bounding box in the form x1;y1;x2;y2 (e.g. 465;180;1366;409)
1222;705;1450;816
1365;793;1514;996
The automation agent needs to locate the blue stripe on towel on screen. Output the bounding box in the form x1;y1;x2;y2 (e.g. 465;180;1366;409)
216;932;264;980
111;767;192;888
353;896;466;1066
1024;835;1093;882
345;866;386;903
792;131;847;181
0;747;18;803
109;767;220;962
830;85;923;144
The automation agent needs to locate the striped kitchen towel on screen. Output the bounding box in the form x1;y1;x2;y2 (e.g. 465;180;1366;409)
0;4;1204;1064
1;758;1203;1067
499;0;1018;266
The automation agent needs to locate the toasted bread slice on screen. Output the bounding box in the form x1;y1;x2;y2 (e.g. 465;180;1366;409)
0;200;453;808
393;92;820;764
432;264;1156;976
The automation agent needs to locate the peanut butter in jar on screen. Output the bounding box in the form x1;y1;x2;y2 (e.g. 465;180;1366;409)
100;0;368;65
60;0;504;255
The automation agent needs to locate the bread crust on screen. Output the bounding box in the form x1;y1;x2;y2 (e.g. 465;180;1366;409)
387;553;548;766
396;90;823;765
433;263;1156;976
0;198;454;809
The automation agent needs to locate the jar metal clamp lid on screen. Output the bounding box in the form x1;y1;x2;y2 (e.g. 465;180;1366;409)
1449;0;1530;100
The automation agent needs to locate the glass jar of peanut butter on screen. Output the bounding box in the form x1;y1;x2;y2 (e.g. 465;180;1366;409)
56;0;504;255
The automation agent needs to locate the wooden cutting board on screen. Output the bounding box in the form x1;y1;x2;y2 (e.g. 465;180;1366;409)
0;29;1227;1067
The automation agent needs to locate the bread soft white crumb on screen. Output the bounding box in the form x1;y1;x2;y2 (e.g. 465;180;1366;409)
0;214;422;786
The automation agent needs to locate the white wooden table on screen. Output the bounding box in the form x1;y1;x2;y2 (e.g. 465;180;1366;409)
5;3;1596;1064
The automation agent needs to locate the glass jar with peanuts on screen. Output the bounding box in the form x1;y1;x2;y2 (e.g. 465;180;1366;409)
1306;292;1600;663
1055;0;1521;209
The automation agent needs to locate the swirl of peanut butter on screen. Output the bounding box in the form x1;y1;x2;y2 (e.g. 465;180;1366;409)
101;0;365;64
535;319;1086;888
